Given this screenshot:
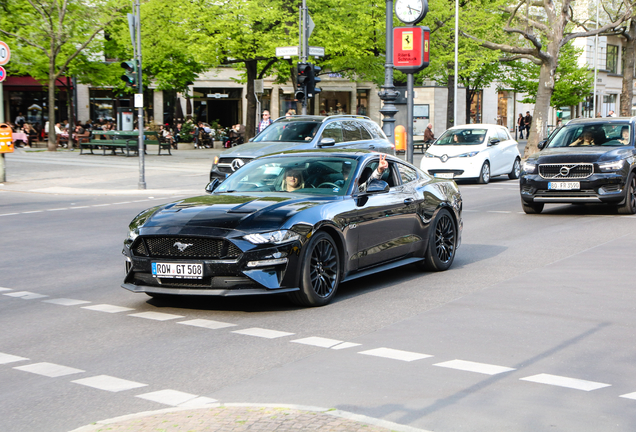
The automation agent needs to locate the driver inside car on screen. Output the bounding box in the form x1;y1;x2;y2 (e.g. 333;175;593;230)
281;168;305;192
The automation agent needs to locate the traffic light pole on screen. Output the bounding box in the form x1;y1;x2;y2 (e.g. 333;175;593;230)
135;0;145;190
299;2;308;115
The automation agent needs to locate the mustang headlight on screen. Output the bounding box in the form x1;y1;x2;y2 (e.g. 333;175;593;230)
522;161;537;174
244;230;301;245
598;160;625;172
127;229;139;242
424;152;436;158
457;151;479;158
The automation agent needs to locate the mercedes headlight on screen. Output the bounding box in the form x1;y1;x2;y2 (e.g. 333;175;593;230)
457;151;479;158
244;230;301;245
598;160;625;172
522;161;537;174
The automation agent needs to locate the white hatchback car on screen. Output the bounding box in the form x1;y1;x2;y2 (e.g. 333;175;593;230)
420;124;522;184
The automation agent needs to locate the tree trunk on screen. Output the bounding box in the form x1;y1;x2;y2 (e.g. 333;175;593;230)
245;60;257;140
466;88;474;124
47;76;57;152
620;23;636;116
524;56;557;158
447;74;455;129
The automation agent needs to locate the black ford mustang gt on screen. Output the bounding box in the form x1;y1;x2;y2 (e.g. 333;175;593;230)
122;151;463;306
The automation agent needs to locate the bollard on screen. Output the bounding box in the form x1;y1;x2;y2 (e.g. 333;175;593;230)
0;123;14;182
395;125;406;154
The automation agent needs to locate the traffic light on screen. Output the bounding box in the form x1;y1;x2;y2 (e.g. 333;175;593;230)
295;63;310;101
120;60;137;88
307;64;322;98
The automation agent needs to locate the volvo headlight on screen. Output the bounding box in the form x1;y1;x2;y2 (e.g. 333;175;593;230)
457;151;479;158
598;160;625;172
424;152;436;158
522;161;537;173
244;230;301;245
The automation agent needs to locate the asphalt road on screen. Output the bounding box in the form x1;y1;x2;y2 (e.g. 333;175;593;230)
1;147;636;432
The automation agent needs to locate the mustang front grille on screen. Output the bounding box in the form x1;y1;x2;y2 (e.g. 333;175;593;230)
539;163;593;179
133;237;241;259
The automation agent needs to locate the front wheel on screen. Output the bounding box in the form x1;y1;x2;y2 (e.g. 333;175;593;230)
418;208;457;272
618;172;636;214
509;158;521;179
521;199;544;214
478;162;490;184
288;231;340;307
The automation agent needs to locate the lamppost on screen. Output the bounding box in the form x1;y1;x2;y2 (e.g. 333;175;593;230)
379;0;400;143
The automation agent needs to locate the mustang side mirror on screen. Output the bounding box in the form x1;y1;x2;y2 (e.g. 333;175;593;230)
489;138;500;146
537;140;548;150
205;178;221;193
318;137;336;148
366;179;390;194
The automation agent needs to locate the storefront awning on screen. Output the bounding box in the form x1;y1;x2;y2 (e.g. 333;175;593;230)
3;76;70;91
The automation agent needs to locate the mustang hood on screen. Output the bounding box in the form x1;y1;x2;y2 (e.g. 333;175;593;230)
137;193;327;234
530;146;632;163
220;141;312;158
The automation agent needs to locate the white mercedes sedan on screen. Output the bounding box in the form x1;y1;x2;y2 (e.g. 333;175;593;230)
420;124;522;184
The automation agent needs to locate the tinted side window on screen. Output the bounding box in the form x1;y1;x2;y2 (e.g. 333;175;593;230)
358;122;373;140
321;122;344;143
364;121;386;139
397;163;418;184
342;121;363;142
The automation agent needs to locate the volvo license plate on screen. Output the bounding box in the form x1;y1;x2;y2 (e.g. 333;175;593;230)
434;173;454;179
548;182;580;190
152;262;203;279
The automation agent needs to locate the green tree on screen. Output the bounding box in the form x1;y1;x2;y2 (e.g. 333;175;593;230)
0;0;126;151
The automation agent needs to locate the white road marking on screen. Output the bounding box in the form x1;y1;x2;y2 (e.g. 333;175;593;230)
73;375;148;392
177;319;237;330
291;337;343;348
520;373;611;391
14;362;84;377
178;396;218;407
331;342;362;350
129;311;184;321
0;213;19;217
69;206;90;209
3;291;48;299
487;211;511;214
232;327;295;339
47;208;68;211
136;389;199;406
82;304;135;313
21;210;43;214
92;204;111;207
112;201;132;205
620;392;636;400
132;199;149;202
463;209;479;212
0;353;29;364
358;347;432;362
434;359;515;375
0;287;12;292
43;298;91;306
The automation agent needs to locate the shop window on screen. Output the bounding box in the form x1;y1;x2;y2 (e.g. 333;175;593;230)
470;91;482;123
319;91;351;116
356;89;369;115
607;45;619;73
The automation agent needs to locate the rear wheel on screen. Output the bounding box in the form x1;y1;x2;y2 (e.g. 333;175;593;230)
509;158;521;179
521;199;544;214
618;172;636;214
417;208;457;272
288;231;340;307
478;162;490;184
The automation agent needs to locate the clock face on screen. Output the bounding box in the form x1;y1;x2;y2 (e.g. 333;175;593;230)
395;0;426;24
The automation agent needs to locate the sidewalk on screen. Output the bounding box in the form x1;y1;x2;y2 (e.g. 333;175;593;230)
69;403;428;432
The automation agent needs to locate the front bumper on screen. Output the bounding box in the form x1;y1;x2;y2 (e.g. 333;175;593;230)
421;157;484;179
520;172;627;204
122;236;302;296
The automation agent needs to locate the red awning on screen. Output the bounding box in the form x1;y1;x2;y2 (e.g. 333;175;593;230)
3;76;70;91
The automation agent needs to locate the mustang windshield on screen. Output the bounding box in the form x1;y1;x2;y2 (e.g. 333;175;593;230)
253;122;321;143
547;122;632;147
216;156;359;196
435;128;488;146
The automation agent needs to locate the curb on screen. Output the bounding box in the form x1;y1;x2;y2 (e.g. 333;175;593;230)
68;403;432;432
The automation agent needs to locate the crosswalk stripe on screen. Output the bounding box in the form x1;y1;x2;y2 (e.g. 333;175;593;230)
359;347;432;362
136;389;199;406
434;359;515;375
129;311;184;321
43;298;91;306
0;352;29;364
291;337;343;348
232;328;295;339
73;375;148;392
82;304;135;313
177;319;237;329
520;373;611;391
14;362;84;377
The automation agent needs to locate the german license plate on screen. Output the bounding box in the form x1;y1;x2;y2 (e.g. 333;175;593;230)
434;173;454;179
548;182;580;190
152;262;203;279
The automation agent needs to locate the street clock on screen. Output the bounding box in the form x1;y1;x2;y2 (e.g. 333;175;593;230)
395;0;428;25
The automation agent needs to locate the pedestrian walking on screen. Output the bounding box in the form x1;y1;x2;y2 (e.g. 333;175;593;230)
517;113;525;139
524;111;532;138
258;110;272;133
424;123;435;144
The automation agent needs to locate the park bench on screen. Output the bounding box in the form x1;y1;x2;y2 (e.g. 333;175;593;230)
81;131;171;156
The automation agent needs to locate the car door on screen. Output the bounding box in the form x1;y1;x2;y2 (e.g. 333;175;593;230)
350;159;420;268
497;128;519;173
487;128;507;175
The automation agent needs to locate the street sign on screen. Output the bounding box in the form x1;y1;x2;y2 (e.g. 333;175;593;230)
307;14;315;39
308;46;325;57
207;93;229;99
0;41;10;66
0;123;14;154
0;66;6;83
393;26;430;74
276;46;299;58
134;93;143;108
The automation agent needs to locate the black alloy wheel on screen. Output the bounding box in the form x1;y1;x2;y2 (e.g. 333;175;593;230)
289;231;341;307
618;172;636;214
509;158;521;179
420;208;456;271
521;199;544;214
